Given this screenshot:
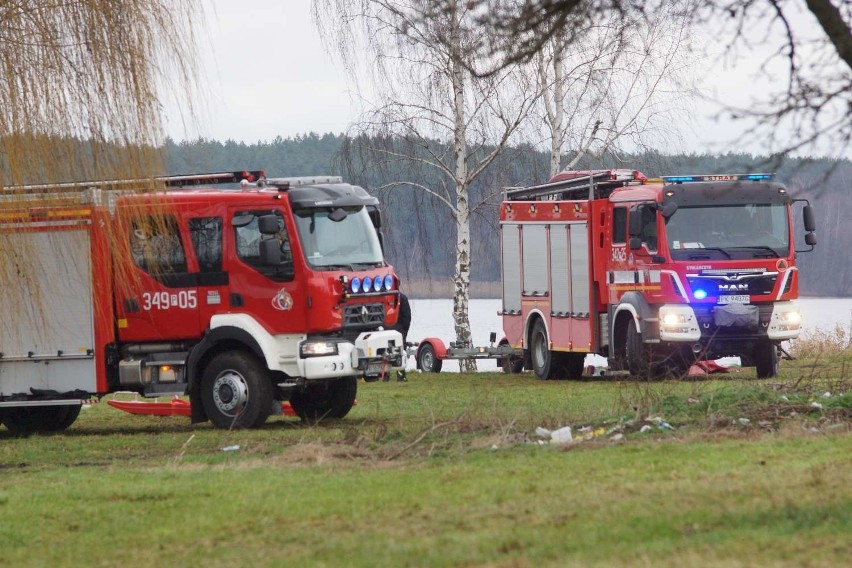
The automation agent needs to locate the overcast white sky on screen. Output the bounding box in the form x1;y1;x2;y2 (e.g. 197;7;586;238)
169;0;847;159
172;1;353;143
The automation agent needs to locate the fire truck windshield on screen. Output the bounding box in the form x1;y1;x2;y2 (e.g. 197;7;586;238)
664;204;790;259
294;206;384;269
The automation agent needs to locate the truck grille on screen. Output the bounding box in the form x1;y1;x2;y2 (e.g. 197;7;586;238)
343;303;385;328
687;273;778;297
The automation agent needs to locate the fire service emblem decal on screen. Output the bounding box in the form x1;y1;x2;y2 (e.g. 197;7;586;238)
272;289;294;311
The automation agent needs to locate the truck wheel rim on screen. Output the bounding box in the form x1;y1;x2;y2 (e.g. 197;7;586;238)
421;350;434;370
212;371;249;416
533;334;546;368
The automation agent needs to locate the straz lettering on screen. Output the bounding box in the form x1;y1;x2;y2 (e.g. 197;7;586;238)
141;290;198;311
705;175;735;181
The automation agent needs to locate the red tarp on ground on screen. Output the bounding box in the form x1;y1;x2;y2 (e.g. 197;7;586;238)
687;360;729;375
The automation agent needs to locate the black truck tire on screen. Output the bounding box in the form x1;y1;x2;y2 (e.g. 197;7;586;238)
530;319;559;380
1;405;80;435
753;342;779;378
200;351;273;429
290;376;358;422
51;405;82;431
626;323;652;379
559;352;586;380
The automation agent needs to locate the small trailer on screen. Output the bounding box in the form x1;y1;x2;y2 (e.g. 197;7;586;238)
413;333;524;374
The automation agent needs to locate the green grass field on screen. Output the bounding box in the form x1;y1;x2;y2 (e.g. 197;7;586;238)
1;356;850;567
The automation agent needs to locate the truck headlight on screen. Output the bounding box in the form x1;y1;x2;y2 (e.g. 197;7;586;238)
779;311;801;325
658;305;700;341
300;341;339;357
662;313;686;327
768;301;802;339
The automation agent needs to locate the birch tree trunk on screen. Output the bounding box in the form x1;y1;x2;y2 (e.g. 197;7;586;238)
449;4;476;371
539;41;565;178
452;187;474;369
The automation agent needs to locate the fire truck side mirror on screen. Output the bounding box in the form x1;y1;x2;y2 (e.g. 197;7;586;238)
805;232;817;246
368;207;382;228
628;207;642;238
628;236;642;250
661;202;678;219
802;205;816;232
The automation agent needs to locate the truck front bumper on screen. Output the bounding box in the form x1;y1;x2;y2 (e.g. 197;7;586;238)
657;301;802;343
299;330;405;380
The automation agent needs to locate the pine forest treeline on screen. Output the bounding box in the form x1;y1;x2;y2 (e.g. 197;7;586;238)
164;135;851;297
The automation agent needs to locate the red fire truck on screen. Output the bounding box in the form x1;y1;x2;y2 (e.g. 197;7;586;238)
488;169;817;380
0;171;405;434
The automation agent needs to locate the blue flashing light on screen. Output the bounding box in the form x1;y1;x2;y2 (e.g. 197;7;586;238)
362;276;372;293
693;289;708;300
373;276;383;292
663;173;775;184
384;274;394;291
350;277;361;294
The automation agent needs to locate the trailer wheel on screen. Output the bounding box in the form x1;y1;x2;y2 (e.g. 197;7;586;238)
290;376;357;422
501;354;524;374
498;340;524;374
753;342;779;378
530;319;558;380
201;351;273;429
502;357;524;374
417;343;442;373
1;405;80;435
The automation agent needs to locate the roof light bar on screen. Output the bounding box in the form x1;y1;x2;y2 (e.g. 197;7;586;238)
266;176;344;191
662;173;774;184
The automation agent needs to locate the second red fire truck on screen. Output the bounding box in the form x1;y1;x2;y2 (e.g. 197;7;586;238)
416;169;816;379
0;171;405;434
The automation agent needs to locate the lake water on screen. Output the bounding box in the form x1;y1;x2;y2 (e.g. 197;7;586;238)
407;297;852;372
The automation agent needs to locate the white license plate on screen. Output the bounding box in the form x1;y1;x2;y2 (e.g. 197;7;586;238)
718;295;750;304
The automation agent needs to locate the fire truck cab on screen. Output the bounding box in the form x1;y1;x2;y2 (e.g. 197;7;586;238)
0;171;405;434
500;169;816;380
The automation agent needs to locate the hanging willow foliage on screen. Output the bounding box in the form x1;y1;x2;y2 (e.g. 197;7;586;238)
0;0;201;183
0;1;201;351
